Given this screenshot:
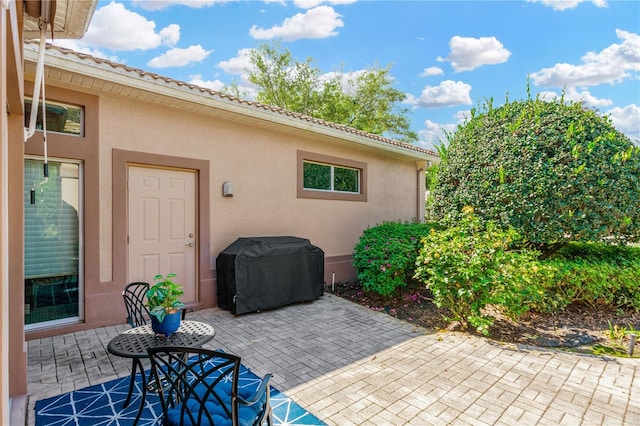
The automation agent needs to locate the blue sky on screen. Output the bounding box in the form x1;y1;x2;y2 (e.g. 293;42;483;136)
52;0;640;150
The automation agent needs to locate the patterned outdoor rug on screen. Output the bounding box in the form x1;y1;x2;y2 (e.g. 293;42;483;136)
35;361;325;425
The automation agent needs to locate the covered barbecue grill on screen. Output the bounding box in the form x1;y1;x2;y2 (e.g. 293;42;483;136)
216;236;324;315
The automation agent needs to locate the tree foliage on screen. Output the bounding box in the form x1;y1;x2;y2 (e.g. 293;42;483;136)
248;41;320;116
430;93;640;258
245;41;417;143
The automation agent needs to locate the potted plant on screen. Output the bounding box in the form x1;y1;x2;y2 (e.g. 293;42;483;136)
146;273;185;337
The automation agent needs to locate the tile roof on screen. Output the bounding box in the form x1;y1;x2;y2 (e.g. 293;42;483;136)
34;43;438;159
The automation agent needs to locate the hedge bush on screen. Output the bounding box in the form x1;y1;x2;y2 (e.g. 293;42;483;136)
525;243;640;313
430;94;640;258
356;214;640;336
414;207;539;334
353;221;439;296
413;211;640;334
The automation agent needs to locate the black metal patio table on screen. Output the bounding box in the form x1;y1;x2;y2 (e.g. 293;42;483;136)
107;320;215;425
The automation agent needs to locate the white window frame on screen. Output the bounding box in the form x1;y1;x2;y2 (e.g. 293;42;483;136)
24;97;85;137
302;160;361;194
24;156;84;330
297;150;367;202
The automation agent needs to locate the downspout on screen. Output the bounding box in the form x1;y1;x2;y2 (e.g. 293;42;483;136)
416;162;428;222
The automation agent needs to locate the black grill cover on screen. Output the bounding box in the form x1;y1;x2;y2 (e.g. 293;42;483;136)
216;236;324;315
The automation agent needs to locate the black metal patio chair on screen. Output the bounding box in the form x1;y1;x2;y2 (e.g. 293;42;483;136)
121;281;192;400
148;346;273;426
123;282;151;327
123;281;190;328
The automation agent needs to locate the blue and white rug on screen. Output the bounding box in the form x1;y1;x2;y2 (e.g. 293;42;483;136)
35;362;325;425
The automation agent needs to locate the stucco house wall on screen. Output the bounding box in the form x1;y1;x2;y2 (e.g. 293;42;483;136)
99;92;423;268
3;1;31;412
21;45;438;342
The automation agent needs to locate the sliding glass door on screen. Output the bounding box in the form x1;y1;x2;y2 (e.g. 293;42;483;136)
24;158;83;328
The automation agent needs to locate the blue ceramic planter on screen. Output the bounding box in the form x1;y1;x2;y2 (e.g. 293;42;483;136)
151;311;181;337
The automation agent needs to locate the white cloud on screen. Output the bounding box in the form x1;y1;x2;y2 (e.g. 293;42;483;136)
417;101;639;153
417;119;456;150
217;48;254;75
319;69;367;95
188;74;226;91
439;35;511;72
217;51;370;97
233;83;259;100
563;87;613;108
190;73;259;100
49;39;119;62
212;50;261;98
249;5;344;41
606;104;640;143
521;89;638;143
418;110;476;150
81;1;177;51
294;0;357;8
536;90;561;101
420;67;444;78
147;45;212;68
527;0;608;12
406;80;473;108
454;109;471;122
160;24;181;48
537;87;613;108
535;88;614;110
531;29;640;88
133;0;238;11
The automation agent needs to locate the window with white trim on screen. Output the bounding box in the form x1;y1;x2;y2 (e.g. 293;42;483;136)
24;98;84;136
24;157;83;328
303;161;360;193
297;150;367;202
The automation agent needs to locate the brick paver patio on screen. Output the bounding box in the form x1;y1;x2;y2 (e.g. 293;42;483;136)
27;294;639;425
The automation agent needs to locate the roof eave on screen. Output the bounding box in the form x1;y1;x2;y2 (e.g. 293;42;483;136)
24;45;439;163
23;0;98;40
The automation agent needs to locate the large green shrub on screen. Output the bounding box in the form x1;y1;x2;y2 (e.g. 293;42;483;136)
431;93;640;258
414;207;540;334
353;221;438;296
524;243;640;313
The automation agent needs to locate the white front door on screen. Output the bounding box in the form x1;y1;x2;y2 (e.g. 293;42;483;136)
128;166;197;303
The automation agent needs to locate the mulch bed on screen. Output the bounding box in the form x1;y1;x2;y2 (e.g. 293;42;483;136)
327;281;640;356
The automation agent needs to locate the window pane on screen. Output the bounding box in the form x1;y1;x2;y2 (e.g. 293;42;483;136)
334;167;359;193
24;98;83;136
24;159;80;325
303;162;331;190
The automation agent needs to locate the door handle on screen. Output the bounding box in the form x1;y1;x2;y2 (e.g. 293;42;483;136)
186;242;195;247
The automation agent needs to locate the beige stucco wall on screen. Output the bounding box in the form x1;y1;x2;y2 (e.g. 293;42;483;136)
3;0;29;411
21;55;431;340
1;7;10;423
97;93;423;283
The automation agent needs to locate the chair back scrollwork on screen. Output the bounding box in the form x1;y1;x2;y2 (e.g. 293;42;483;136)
122;282;150;328
148;346;273;426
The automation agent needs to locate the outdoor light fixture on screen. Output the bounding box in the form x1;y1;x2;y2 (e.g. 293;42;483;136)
222;181;233;197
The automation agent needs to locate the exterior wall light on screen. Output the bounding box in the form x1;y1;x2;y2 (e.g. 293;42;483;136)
222;181;233;197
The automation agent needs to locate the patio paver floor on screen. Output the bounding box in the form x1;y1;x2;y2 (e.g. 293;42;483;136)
27;294;640;425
